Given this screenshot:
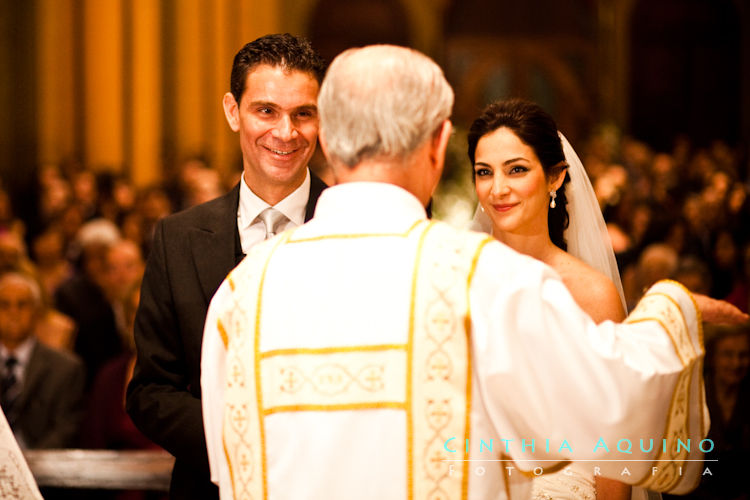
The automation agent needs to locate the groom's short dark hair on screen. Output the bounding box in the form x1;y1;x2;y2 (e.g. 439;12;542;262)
229;33;326;104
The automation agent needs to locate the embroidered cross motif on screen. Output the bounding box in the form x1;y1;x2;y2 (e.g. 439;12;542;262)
427;352;451;381
360;366;384;391
280;368;303;393
230;361;245;387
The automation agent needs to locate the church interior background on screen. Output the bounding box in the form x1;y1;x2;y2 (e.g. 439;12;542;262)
0;0;748;494
0;0;746;225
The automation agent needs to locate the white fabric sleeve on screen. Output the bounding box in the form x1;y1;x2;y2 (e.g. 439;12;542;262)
469;244;705;493
201;280;231;495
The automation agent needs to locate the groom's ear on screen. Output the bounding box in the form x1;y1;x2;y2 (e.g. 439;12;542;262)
222;92;240;132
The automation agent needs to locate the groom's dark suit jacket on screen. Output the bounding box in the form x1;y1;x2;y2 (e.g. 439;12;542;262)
126;174;327;499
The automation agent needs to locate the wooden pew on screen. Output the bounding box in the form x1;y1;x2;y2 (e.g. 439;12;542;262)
23;449;174;491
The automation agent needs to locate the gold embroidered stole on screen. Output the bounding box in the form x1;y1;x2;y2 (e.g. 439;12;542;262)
219;222;492;499
408;222;492;499
625;280;705;493
219;232;288;500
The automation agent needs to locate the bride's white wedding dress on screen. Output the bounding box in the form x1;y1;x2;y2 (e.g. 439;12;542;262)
532;464;596;500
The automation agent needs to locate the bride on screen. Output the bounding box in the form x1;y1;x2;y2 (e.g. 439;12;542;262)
468;98;638;500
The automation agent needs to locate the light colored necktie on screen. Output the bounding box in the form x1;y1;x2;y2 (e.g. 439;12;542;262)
257;207;287;240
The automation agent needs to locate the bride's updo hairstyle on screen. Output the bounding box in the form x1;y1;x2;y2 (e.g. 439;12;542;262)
467;98;571;250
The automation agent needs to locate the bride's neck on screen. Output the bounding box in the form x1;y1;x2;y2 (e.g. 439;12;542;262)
493;228;558;265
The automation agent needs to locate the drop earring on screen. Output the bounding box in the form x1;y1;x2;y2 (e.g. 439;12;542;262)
549;191;557;208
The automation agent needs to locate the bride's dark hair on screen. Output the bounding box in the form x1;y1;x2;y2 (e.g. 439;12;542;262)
467;98;570;250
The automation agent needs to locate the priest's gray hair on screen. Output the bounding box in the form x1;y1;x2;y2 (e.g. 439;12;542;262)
318;45;454;167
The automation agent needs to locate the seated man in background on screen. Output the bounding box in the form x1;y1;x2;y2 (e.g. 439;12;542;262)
0;271;84;449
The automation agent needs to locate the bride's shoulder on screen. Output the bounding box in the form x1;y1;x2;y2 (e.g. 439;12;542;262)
551;250;625;323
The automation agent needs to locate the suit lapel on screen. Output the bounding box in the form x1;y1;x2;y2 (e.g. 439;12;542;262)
15;342;45;412
190;175;325;304
190;185;241;304
305;172;327;222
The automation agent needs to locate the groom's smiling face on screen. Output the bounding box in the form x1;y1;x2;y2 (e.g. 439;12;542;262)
473;127;562;237
224;64;320;196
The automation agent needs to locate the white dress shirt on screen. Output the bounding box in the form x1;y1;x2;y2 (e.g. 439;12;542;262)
236;169;311;254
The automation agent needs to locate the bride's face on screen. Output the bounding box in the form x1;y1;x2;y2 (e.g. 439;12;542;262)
474;127;557;238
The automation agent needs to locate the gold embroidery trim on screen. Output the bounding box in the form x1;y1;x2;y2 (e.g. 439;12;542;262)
660;279;703;342
260;348;408;411
626;317;685;366
217;319;229;349
625;291;693;367
698;357;707;438
691;373;706;494
221;234;288;500
254;232;294;499
659;280;708;442
222;433;235;498
626;284;697;490
409;222;485;500
260;343;407;359
462;236;493;496
286;219;425;243
634;368;693;490
263;401;407;416
649;291;696;360
406;221;433;499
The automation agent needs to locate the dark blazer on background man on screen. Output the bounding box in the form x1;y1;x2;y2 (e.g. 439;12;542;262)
9;341;85;449
126;174;327;499
54;274;121;387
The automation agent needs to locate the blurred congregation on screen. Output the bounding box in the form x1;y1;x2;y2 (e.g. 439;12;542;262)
0;0;749;498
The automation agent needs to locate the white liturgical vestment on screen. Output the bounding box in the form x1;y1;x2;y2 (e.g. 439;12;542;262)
0;407;43;499
202;182;707;500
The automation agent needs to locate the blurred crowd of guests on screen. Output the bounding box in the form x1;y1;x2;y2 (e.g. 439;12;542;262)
0;130;747;498
583;132;750;499
582;133;750;314
0;157;238;498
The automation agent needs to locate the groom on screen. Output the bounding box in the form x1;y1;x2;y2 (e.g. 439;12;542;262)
126;34;327;499
201;44;747;499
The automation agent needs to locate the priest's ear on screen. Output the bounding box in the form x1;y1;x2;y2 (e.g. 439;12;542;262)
429;120;453;175
318;128;331;164
317;128;342;183
223;92;240;132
